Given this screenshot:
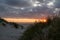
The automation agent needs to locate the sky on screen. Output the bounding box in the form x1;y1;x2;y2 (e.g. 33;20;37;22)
0;0;60;18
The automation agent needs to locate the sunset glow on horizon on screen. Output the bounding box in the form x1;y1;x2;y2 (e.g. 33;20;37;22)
3;18;47;23
4;18;37;23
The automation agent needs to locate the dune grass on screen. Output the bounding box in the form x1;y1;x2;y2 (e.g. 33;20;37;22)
19;16;60;40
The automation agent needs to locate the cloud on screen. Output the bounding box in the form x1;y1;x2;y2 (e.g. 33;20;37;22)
37;0;44;3
0;5;6;12
0;0;60;18
5;0;31;7
54;0;60;8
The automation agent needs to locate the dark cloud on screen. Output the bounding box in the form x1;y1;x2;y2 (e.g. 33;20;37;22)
5;0;31;7
37;0;44;3
0;6;5;12
55;0;60;8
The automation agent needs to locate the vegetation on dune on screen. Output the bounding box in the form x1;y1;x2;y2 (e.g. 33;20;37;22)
19;16;60;40
9;22;24;29
0;17;24;29
9;22;19;28
0;17;8;23
0;17;8;26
